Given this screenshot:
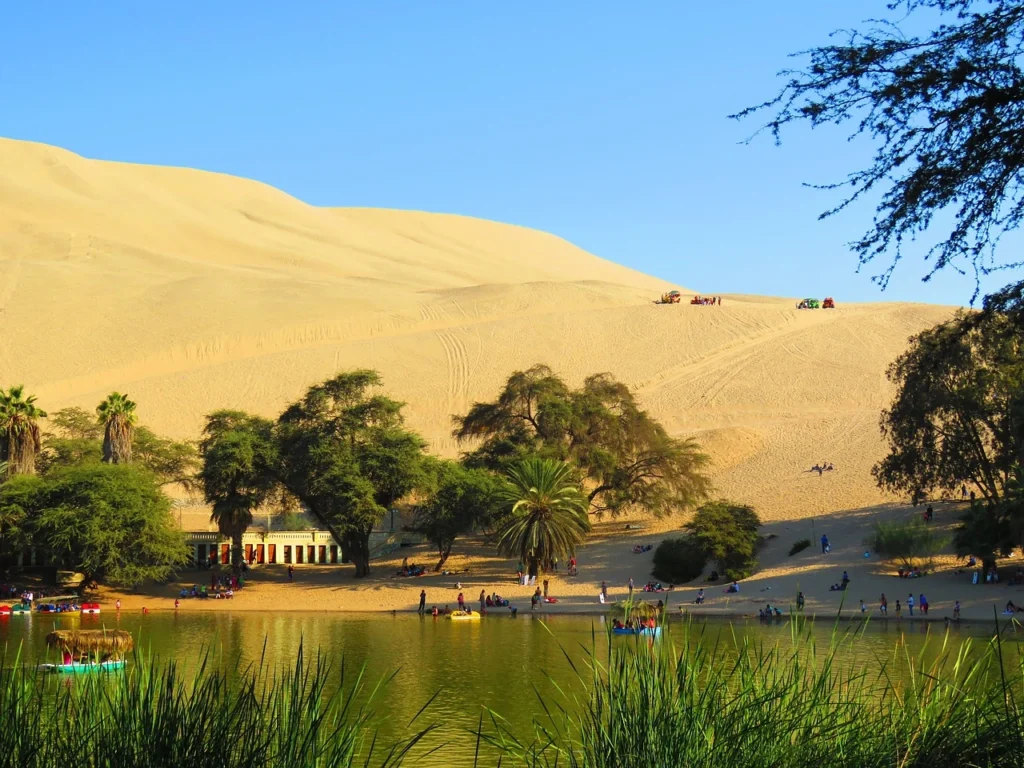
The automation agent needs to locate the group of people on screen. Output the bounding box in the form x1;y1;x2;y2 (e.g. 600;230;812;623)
810;462;836;476
759;604;782;619
178;583;235;600
396;560;425;577
691;295;722;306
632;544;653;554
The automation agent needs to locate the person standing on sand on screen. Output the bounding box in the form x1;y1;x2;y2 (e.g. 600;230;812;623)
480;589;486;612
602;581;608;601
954;600;961;622
895;600;902;618
880;593;888;615
920;593;928;615
821;534;829;554
628;577;634;598
457;592;465;611
907;594;914;616
418;590;426;614
543;579;549;598
288;565;294;581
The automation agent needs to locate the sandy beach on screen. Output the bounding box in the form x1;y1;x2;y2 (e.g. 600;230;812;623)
97;501;1024;624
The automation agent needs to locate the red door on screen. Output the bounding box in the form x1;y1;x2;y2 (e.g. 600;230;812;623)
296;546;304;564
256;544;265;564
220;544;230;564
268;544;276;564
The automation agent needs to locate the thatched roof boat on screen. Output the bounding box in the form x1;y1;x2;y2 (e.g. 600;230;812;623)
45;630;134;654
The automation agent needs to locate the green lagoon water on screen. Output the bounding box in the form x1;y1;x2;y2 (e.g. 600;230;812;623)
1;611;1017;766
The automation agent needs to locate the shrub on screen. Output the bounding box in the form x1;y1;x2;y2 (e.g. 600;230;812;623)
652;537;707;583
788;539;811;557
686;500;761;581
868;519;948;568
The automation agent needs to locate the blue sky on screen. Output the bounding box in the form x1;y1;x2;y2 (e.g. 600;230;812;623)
1;2;1008;305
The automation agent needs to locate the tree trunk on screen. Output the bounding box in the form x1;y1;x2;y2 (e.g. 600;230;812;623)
231;530;244;578
103;418;133;464
6;432;36;477
435;542;452;572
341;530;372;577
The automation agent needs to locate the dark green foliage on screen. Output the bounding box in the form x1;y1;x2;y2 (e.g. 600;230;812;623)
651;537;706;583
737;0;1024;305
868;519;948;569
20;464;189;587
685;500;761;581
276;370;427;577
454;365;711;517
874;312;1024;505
200;411;278;575
410;458;501;570
788;538;811;557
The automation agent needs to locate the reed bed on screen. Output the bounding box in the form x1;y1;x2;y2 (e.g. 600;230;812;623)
0;645;436;768
480;618;1024;768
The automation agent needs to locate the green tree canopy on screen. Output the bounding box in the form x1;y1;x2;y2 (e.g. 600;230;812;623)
26;464;190;588
494;458;591;578
686;500;761;582
0;386;46;478
0;474;37;573
97;392;138;464
276;370;427;577
199;411;278;576
738;0;1024;304
454;365;711;517
37;407;199;489
873;311;1024;505
410;458;501;571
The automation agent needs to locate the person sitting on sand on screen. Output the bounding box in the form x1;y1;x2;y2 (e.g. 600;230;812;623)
725;581;740;594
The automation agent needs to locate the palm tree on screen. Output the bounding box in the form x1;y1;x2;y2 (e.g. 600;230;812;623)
0;386;47;478
97;392;137;464
496;458;591;580
199;411;278;576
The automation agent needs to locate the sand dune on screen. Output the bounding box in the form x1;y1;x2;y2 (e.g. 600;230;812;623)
0;138;955;529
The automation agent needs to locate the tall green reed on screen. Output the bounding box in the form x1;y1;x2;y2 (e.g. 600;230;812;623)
480;617;1024;768
0;643;437;768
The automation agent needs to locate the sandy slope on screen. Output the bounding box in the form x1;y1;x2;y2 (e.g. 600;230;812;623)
8;138;1004;618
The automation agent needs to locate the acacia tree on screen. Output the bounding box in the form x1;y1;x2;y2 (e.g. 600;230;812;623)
873;311;1024;504
737;0;1024;304
0;386;47;478
410;458;501;571
495;458;591;580
686;500;761;581
199;411;278;576
97;392;137;464
276;370;426;578
454;365;711;517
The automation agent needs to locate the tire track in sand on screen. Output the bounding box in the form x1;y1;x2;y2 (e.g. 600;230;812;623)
435;329;470;411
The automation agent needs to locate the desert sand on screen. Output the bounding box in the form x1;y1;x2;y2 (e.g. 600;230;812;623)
9;138;1015;621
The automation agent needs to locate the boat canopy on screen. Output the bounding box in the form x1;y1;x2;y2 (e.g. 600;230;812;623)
45;630;134;654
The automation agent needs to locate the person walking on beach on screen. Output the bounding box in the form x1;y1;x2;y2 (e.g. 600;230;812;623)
954;600;961;622
907;593;915;616
880;593;887;615
480;589;486;613
628;577;634;598
821;534;830;554
288;565;294;581
418;590;426;614
919;593;928;615
895;600;902;618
